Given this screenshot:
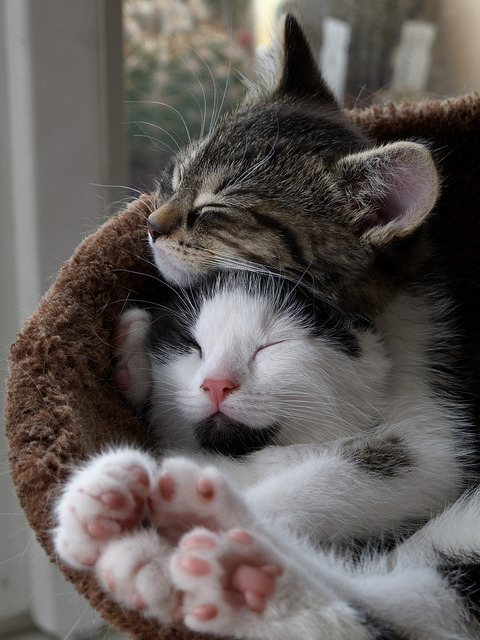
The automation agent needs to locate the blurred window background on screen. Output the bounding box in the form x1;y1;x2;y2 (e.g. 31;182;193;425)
122;0;480;191
1;1;480;638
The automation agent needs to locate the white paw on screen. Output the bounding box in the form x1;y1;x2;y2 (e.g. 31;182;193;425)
170;527;368;640
113;307;151;407
170;526;283;635
96;529;179;623
54;449;156;568
149;457;255;541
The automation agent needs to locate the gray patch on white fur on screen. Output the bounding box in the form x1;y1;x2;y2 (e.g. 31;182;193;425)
343;437;414;477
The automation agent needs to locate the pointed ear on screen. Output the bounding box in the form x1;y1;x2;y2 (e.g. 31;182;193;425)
337;142;440;243
276;14;337;105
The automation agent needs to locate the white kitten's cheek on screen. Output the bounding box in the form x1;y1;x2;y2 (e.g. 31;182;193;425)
171;386;215;422
221;399;278;429
181;400;215;422
174;388;278;429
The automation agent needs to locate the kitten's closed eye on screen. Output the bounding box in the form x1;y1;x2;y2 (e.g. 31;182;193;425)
179;335;202;357
186;204;233;230
191;203;231;217
187;338;202;357
253;341;286;360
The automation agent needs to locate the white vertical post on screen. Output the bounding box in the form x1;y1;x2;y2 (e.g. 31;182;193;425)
0;0;41;634
0;0;125;636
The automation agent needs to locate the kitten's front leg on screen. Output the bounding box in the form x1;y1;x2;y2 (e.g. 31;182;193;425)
97;462;475;639
54;448;187;625
244;433;463;543
154;460;469;639
94;457;372;639
169;526;371;640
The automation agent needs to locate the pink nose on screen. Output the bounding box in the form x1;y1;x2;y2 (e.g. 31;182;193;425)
201;378;238;408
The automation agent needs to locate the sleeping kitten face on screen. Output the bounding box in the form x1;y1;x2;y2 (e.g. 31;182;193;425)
147;274;389;456
147;15;440;316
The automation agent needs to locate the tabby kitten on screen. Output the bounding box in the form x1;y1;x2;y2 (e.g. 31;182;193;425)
146;15;438;318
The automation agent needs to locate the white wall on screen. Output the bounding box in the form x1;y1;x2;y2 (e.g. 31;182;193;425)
435;0;480;95
0;0;125;636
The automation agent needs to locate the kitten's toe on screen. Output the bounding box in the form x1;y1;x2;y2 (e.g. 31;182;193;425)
96;529;177;623
54;449;156;568
113;308;150;353
150;457;254;538
230;562;281;612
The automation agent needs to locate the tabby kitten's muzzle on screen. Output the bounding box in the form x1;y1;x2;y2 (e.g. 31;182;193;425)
147;220;165;242
148;202;182;240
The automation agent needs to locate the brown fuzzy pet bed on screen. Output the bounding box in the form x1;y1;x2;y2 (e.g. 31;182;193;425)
5;94;480;640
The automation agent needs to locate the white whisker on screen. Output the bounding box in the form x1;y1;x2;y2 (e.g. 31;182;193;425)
129;100;192;145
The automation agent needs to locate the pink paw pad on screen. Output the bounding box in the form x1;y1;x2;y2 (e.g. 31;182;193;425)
112;326;129;350
85;519;119;540
131;590;146;610
114;367;130;392
105;569;116;592
126;465;150;488
158;473;176;501
182;534;217;551
196;476;215;502
191;604;218;620
100;490;128;510
231;563;282;613
179;555;211;576
76;552;98;567
227;528;254;546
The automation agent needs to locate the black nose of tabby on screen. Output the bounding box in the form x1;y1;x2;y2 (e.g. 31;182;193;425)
147;220;164;242
147;202;182;240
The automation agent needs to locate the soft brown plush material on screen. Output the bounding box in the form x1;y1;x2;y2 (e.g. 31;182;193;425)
5;94;480;640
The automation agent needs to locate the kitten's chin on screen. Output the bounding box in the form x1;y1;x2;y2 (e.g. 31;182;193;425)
150;242;202;286
194;414;278;458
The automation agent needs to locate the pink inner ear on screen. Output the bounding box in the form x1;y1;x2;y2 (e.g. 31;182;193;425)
340;142;439;236
381;153;436;227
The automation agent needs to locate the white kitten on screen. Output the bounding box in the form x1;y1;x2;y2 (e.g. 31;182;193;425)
54;273;480;639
